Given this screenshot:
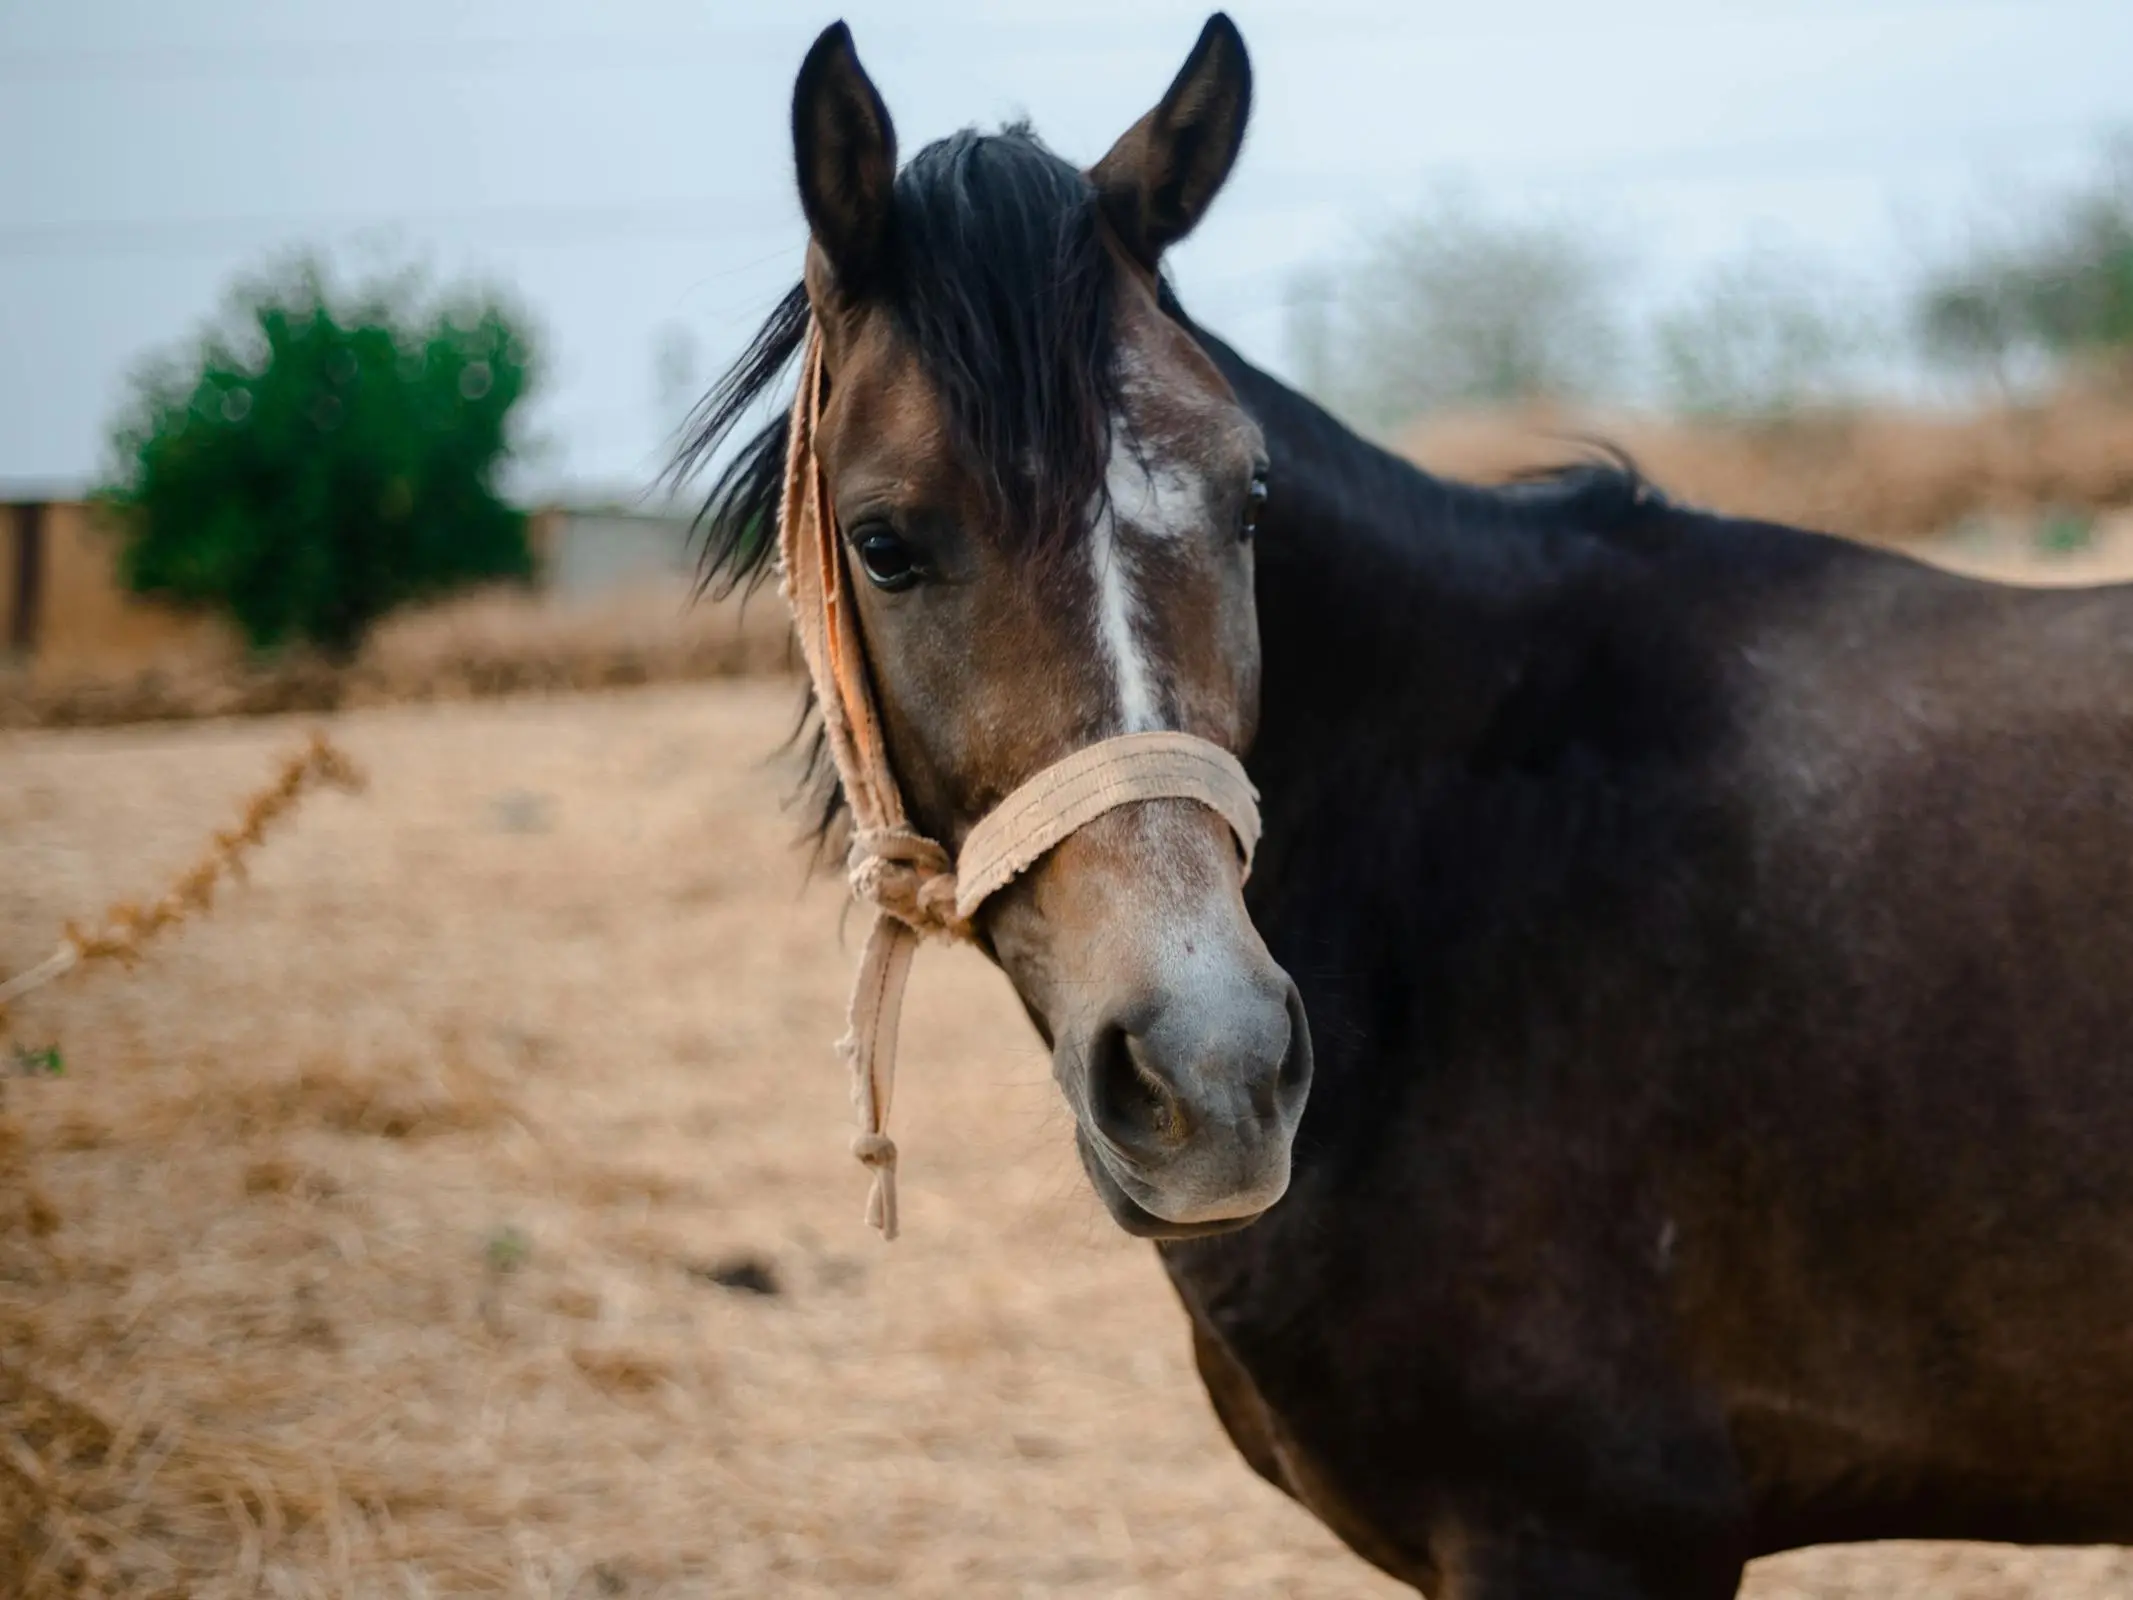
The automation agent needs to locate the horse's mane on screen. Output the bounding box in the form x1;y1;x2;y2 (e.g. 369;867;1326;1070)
670;122;1119;603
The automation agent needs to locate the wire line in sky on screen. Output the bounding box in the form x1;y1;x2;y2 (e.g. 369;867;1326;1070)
0;113;2109;263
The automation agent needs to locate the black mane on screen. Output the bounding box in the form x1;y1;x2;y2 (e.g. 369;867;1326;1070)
671;123;1118;602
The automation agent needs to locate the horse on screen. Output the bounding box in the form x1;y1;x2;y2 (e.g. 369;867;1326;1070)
677;15;2133;1597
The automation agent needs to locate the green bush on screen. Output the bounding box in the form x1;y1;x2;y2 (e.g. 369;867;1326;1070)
104;257;538;657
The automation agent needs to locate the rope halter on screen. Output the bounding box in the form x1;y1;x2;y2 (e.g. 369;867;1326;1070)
775;322;1261;1239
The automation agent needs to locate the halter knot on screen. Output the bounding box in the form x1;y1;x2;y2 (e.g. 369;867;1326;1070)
847;827;968;940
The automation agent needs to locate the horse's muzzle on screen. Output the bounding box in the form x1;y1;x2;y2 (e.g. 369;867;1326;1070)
1070;974;1312;1232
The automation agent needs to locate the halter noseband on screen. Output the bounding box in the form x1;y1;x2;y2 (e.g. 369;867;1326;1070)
776;324;1260;1238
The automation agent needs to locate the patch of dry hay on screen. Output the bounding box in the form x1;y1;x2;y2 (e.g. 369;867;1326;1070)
1;688;2129;1596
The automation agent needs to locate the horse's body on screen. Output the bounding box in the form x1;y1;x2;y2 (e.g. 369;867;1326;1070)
694;17;2133;1594
1189;328;2133;1593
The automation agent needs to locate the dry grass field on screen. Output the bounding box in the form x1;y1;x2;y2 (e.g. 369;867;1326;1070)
5;681;2133;1597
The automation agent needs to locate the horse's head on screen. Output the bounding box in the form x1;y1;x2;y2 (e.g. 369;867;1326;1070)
721;14;1308;1238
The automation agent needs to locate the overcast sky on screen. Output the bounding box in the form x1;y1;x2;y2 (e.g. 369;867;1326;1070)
4;0;2130;496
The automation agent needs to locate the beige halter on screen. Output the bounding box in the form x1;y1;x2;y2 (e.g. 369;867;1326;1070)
776;323;1261;1239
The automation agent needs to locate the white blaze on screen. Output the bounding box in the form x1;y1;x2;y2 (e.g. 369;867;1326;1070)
1091;423;1205;733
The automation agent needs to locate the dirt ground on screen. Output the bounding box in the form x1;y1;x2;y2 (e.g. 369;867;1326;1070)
4;683;2133;1597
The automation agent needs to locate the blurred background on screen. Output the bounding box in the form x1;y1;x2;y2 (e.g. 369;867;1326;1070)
6;0;2133;705
4;3;2133;1596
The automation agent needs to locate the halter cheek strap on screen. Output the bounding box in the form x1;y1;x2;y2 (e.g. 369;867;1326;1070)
777;323;1261;1239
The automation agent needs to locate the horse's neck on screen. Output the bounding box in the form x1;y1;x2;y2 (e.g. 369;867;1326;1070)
1206;343;1554;824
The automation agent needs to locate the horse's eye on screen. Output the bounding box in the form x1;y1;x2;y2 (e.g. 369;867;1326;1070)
1241;470;1270;541
855;527;922;592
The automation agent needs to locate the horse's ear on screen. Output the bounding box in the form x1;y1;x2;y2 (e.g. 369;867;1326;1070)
792;22;899;295
1090;13;1252;272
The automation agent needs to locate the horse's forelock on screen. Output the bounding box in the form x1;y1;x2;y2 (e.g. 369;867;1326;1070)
671;125;1136;850
884;124;1121;554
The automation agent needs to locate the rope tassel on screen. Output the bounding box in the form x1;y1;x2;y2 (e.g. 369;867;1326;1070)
774;320;1262;1240
839;913;915;1240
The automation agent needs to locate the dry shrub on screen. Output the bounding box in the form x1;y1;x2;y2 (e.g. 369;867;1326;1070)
1400;386;2133;544
0;580;795;731
0;733;365;1035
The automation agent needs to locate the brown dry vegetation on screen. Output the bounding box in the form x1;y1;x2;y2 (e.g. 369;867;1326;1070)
1401;387;2133;545
0;581;792;732
3;685;2132;1596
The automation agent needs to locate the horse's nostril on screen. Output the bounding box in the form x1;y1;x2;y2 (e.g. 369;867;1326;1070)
1090;1023;1189;1155
1277;984;1314;1100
